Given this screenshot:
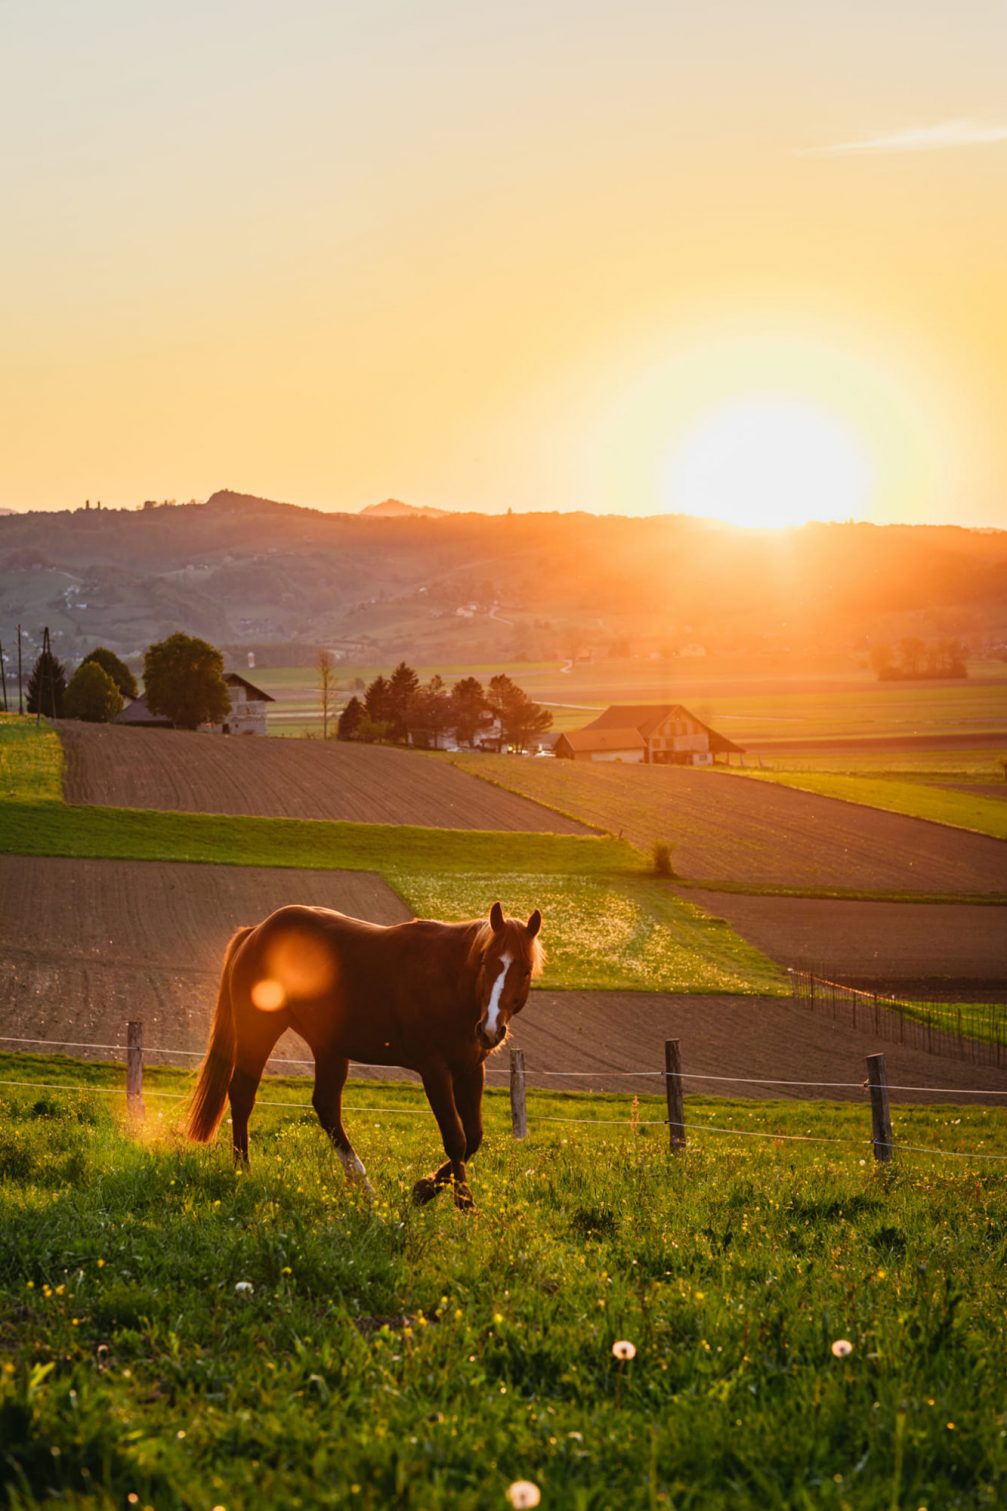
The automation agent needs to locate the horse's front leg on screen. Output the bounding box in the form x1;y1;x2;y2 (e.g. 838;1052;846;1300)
424;1063;485;1207
414;1060;473;1209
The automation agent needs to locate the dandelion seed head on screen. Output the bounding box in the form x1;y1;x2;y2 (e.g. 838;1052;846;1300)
507;1483;541;1509
234;1281;254;1297
612;1339;637;1361
831;1338;853;1357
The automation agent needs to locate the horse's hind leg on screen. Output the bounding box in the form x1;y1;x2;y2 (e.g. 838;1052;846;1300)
229;1016;288;1168
311;1049;374;1195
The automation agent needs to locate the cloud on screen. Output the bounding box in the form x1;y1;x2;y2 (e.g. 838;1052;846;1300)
803;118;1007;157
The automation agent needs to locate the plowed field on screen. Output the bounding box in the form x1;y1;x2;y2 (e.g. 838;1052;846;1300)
3;856;1004;1103
60;725;590;833
686;890;1007;991
458;756;1007;895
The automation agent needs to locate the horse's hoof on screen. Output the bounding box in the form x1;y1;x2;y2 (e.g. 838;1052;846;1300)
412;1177;439;1206
453;1184;475;1211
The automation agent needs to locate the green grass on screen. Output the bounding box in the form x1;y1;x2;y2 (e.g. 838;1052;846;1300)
1;1054;1006;1510
727;770;1007;841
389;873;786;994
0;716;62;802
0;719;787;994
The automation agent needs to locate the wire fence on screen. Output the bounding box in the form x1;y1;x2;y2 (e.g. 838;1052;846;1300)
1;1024;1005;1167
789;969;1007;1067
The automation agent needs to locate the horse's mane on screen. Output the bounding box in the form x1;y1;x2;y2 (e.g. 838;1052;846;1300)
466;919;545;978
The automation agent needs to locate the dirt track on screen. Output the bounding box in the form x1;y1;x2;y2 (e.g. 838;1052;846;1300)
686;890;1007;993
2;856;1003;1105
60;725;590;833
463;757;1007;895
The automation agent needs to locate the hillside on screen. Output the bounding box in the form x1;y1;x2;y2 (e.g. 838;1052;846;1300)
1;488;1005;666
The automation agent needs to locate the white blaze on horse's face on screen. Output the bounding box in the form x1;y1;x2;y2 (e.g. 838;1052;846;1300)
481;951;513;1047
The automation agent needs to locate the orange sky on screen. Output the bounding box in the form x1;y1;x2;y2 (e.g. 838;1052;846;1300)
3;1;1006;525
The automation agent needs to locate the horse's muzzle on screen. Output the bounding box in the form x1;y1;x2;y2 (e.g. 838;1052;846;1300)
477;1024;507;1052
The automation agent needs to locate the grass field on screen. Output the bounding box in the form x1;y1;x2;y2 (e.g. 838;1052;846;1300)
727;771;1007;842
1;1054;1005;1510
0;718;787;995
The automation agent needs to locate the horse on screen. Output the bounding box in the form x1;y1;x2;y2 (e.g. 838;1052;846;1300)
184;901;543;1208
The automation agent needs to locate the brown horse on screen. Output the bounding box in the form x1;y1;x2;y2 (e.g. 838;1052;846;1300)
184;901;543;1207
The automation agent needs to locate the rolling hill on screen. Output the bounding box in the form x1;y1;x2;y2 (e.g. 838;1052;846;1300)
1;488;1005;668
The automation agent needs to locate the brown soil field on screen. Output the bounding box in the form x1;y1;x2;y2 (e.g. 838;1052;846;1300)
60;725;590;833
2;856;1003;1107
461;756;1007;895
685;890;1007;994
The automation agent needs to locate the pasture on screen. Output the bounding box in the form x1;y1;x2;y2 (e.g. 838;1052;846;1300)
1;1059;1006;1509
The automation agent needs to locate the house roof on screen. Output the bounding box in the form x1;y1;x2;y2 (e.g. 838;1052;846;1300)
113;693;173;727
557;727;646;754
223;672;275;703
579;703;744;754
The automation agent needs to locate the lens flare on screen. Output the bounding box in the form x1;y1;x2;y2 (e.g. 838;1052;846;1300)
251;978;286;1011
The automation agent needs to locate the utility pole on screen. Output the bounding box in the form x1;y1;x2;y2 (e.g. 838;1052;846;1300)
17;624;23;715
0;639;7;712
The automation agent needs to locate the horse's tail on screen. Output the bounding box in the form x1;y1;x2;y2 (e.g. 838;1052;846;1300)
185;926;252;1143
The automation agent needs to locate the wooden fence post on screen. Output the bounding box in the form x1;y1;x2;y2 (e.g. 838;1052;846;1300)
127;1020;145;1118
866;1053;892;1163
509;1049;527;1140
664;1039;685;1151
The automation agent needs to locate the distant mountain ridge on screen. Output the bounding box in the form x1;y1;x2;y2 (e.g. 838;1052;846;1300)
359;498;448;519
1;486;1004;666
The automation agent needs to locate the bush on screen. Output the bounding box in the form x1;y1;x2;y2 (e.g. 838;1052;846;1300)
652;840;676;878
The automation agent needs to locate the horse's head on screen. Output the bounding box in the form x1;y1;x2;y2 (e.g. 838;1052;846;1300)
472;902;543;1053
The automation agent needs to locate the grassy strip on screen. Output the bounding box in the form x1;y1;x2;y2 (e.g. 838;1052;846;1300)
725;768;1007;841
1;1055;1005;1510
0;795;630;877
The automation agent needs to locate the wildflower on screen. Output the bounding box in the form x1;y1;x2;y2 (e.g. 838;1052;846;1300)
831;1339;853;1358
612;1340;637;1361
507;1483;541;1509
234;1281;254;1297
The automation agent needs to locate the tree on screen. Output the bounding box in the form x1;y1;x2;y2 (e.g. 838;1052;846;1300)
364;675;391;725
26;649;67;717
143;633;230;730
487;673;552;752
450;676;490;747
353;712;393;744
386;661;420;741
868;644;893;680
64;661;123;722
408;675;452;749
337;695;364;741
317;648;335;740
81;646;138;699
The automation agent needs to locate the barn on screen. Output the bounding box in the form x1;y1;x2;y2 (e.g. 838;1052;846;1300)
555;704;744;765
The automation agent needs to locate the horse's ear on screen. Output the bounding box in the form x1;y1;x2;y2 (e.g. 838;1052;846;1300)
526;909;541;939
489;901;505;933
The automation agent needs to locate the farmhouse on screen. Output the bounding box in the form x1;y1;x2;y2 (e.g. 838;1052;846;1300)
214;672;275;735
555;704;744;765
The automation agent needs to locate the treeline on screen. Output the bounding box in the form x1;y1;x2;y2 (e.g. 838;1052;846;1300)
21;645;137;722
20;633;230;728
869;638;967;681
336;662;552;752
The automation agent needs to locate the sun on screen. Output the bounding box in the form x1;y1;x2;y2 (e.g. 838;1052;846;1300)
663;396;873;528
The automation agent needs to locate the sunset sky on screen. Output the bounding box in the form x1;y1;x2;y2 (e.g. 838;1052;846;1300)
3;1;1006;526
